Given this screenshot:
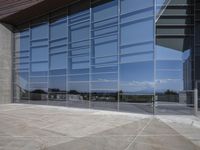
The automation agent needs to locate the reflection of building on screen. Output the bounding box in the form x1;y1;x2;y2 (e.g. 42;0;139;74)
0;0;199;112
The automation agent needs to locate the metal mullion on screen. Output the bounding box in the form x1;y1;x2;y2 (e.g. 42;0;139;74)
153;0;157;115
28;23;31;104
47;16;50;105
194;0;196;96
91;15;118;24
66;9;69;106
91;23;118;32
89;1;92;109
117;0;120;111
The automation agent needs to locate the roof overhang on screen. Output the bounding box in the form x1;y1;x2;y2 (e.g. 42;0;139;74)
0;0;75;26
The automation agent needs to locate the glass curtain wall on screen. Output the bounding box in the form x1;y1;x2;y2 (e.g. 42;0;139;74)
155;0;194;115
14;0;156;113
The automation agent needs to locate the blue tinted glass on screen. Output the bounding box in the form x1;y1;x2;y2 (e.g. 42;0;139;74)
121;0;153;14
121;19;154;46
92;73;117;81
20;37;29;50
49;76;66;91
30;77;48;83
31;62;48;72
70;25;89;42
31;46;48;62
31;23;48;40
50;53;66;70
69;74;89;81
50;22;67;40
93;39;117;57
91;82;118;90
92;0;117;21
120;62;154;94
14;0;158;107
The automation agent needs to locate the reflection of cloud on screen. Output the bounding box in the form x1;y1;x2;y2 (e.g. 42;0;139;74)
121;79;183;92
121;81;155;92
156;79;180;84
97;79;111;82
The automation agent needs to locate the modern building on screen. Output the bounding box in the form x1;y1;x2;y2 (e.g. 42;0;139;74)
0;0;199;114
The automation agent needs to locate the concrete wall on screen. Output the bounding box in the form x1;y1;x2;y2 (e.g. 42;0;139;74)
0;24;13;104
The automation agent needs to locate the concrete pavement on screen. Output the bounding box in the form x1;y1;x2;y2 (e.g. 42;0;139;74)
0;104;200;150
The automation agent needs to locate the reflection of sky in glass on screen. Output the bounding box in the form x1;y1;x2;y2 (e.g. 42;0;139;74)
156;0;171;20
156;45;191;92
15;0;192;99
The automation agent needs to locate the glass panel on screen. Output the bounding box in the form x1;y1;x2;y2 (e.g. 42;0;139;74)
49;76;66;92
156;0;194;114
121;18;154;46
50;21;67;41
67;82;89;108
14;72;29;102
50;53;66;70
121;0;153;14
92;0;117;21
31;46;48;62
20;37;29;50
31;23;48;40
119;0;154;113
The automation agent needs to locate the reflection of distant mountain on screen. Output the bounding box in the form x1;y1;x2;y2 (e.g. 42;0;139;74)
69;90;80;94
49;88;66;93
31;89;47;94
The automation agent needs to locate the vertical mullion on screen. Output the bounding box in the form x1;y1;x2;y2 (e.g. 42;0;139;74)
66;8;70;106
89;1;92;109
47;16;50;105
194;0;196;90
29;24;31;104
153;0;157;115
12;31;16;103
117;0;120;111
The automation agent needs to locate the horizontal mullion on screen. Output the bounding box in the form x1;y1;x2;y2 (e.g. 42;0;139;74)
50;37;67;43
159;14;194;17
92;15;118;24
68;39;89;45
69;19;90;27
68;54;89;58
91;55;118;59
50;19;67;26
69;11;90;20
31;45;48;48
49;51;67;55
50;44;67;49
91;89;117;91
91;33;117;40
156;4;194;7
30;60;48;63
121;51;153;57
14;56;29;59
31;38;48;42
120;41;154;48
91;63;118;67
120;16;154;26
91;24;117;32
15;50;29;53
156;34;194;37
30;82;48;84
156;24;194;27
68;81;89;83
90;80;118;83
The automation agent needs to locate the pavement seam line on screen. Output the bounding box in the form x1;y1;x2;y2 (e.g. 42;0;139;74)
123;117;153;150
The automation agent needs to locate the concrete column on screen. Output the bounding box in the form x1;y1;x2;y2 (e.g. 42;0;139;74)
0;23;13;104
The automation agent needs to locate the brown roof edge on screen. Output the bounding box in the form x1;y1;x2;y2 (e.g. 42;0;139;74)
0;0;75;27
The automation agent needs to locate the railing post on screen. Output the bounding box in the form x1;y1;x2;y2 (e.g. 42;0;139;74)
194;88;198;116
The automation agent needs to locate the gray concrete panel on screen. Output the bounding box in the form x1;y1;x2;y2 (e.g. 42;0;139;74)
0;24;13;104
